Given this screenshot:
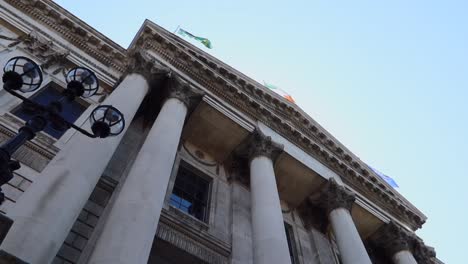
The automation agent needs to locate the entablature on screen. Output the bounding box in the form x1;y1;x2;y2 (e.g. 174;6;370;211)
2;0;427;230
131;21;426;230
1;0;125;87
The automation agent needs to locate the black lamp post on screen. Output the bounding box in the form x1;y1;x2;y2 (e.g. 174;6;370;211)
0;56;125;204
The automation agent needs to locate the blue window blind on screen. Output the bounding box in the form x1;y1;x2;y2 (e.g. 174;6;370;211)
170;164;210;222
13;84;87;138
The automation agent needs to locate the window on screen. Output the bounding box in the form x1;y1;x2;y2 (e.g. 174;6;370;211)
169;163;210;222
284;222;299;264
12;83;87;138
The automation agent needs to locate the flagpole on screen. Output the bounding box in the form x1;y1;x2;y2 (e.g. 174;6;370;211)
174;25;180;34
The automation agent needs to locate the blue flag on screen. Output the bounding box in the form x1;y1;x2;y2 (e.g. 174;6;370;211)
369;166;399;188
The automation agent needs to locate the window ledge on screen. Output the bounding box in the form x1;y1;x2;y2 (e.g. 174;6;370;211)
167;205;209;231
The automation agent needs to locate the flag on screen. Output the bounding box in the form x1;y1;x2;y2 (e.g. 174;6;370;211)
264;82;295;103
177;28;212;49
369;166;399;188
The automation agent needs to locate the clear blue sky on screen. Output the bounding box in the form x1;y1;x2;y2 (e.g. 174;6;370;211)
55;1;466;262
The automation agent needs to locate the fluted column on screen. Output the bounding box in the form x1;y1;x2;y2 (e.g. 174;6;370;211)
88;77;202;264
244;129;291;264
322;178;372;264
0;73;150;264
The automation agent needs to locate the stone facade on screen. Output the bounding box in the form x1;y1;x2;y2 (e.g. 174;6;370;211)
0;0;442;263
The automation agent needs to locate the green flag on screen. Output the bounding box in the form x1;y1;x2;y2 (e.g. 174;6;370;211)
177;28;212;49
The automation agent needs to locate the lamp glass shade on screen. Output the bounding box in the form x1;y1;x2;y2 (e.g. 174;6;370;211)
66;67;99;98
3;56;43;92
90;105;125;137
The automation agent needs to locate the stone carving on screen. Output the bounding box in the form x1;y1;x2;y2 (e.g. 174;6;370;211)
370;222;437;263
246;129;284;161
413;239;436;264
319;178;355;213
126;50;170;82
0;30;70;74
156;221;229;264
370;222;413;257
3;0;425;230
138;26;426;229
167;75;204;109
4;0;127;73
228;128;283;187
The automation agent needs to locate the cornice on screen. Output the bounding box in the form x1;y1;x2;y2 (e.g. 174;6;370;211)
136;26;426;230
144;22;425;218
2;0;126;81
1;0;426;230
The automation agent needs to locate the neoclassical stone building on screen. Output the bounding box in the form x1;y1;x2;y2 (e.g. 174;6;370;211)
0;0;442;263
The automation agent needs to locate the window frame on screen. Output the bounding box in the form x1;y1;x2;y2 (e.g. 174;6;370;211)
10;82;89;139
168;159;213;223
3;76;95;147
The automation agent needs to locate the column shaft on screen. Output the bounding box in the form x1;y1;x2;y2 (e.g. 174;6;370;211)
0;74;149;264
329;207;372;264
88;98;188;264
392;250;418;264
250;155;291;264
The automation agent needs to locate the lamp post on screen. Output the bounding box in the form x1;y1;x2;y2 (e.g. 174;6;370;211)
0;56;125;204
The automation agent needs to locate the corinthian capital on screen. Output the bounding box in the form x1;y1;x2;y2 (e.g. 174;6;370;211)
413;239;436;264
371;222;413;257
166;75;204;108
127;50;170;81
320;178;355;212
246;128;284;162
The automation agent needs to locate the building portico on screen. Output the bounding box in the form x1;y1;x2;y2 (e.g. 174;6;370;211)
0;1;441;263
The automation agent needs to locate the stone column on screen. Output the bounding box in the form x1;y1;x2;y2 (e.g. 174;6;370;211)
88;77;202;264
393;251;418;264
322;178;372;264
244;129;291;264
413;239;436;264
0;73;150;264
372;222;418;264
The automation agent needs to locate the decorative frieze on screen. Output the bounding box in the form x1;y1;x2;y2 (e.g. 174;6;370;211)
4;0;426;230
1;0;124;84
138;27;425;230
158;210;231;264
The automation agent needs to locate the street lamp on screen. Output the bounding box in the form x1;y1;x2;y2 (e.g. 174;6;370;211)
0;56;125;204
